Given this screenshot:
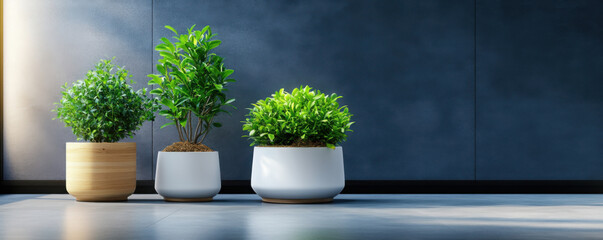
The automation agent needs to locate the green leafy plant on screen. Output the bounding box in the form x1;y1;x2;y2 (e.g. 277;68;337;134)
148;25;235;145
54;58;157;142
242;86;354;148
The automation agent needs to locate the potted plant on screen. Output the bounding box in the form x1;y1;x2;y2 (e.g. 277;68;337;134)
54;58;157;202
149;25;236;202
243;86;354;203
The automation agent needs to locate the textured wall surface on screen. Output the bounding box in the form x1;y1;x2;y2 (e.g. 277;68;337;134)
476;0;603;179
3;0;154;179
3;0;601;180
152;0;475;180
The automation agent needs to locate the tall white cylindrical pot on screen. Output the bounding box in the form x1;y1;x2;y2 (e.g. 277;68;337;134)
251;147;345;203
155;151;221;202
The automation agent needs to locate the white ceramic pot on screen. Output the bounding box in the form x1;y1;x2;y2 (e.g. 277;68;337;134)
154;151;221;202
251;146;345;203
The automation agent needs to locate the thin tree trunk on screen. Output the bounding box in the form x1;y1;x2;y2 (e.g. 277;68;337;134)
176;121;184;141
193;116;202;143
198;129;210;145
193;125;204;143
187;112;193;142
198;115;215;144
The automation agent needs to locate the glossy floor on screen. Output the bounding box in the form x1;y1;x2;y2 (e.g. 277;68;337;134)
1;194;603;239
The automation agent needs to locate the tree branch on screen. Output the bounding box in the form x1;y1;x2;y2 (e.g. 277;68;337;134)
175;120;184;142
193;116;202;143
187;111;193;142
198;114;215;144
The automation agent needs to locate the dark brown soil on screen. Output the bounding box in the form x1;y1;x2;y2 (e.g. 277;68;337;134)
259;140;327;147
162;142;213;152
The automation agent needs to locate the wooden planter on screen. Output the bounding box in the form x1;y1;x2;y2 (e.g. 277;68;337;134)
66;142;136;202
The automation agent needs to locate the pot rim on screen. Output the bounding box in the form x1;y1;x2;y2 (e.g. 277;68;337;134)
158;151;218;153
66;142;136;144
253;146;342;149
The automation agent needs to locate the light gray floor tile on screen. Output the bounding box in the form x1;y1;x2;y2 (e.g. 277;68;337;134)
1;194;603;239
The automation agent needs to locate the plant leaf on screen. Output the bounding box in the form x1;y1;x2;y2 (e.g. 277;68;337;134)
165;25;178;35
161;122;176;129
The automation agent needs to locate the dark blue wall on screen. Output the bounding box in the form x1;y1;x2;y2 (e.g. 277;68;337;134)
476;0;603;180
152;0;476;180
3;0;601;181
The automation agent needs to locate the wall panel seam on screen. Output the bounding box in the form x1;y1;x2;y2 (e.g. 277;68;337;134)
150;0;155;180
473;0;478;181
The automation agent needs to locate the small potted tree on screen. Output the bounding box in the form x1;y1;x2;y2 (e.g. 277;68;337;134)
243;86;354;203
55;58;157;202
149;25;235;202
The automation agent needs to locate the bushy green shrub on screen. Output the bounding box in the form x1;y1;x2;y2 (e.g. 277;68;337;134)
242;86;354;148
54;58;157;142
148;25;235;144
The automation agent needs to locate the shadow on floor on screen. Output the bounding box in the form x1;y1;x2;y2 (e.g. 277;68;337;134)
0;194;43;205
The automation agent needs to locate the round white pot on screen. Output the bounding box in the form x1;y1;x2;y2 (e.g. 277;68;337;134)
154;151;221;202
251;146;345;203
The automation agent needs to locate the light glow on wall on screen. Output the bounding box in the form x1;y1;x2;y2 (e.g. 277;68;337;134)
3;0;153;179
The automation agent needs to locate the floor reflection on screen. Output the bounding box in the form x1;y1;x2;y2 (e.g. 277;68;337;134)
1;194;603;239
